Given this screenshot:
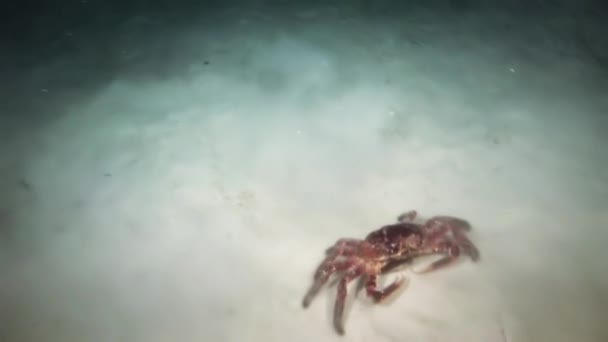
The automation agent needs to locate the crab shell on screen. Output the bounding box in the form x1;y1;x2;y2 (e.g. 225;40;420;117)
302;210;480;335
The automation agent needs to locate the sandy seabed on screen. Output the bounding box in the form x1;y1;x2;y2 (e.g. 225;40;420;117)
1;4;607;342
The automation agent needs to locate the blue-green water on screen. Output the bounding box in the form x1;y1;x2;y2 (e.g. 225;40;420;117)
1;2;607;342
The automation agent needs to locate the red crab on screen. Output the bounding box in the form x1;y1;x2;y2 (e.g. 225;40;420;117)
302;210;480;335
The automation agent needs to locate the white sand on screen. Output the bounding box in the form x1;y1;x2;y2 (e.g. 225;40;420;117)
1;4;607;342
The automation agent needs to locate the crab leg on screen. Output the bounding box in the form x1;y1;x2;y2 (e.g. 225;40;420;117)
379;257;414;273
334;266;364;335
451;229;480;261
413;243;461;274
303;239;364;308
325;238;360;257
397;210;417;222
427;215;471;231
427;216;480;261
365;274;408;303
302;259;355;308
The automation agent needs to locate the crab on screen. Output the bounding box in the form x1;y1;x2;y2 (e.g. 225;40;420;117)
301;210;480;335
